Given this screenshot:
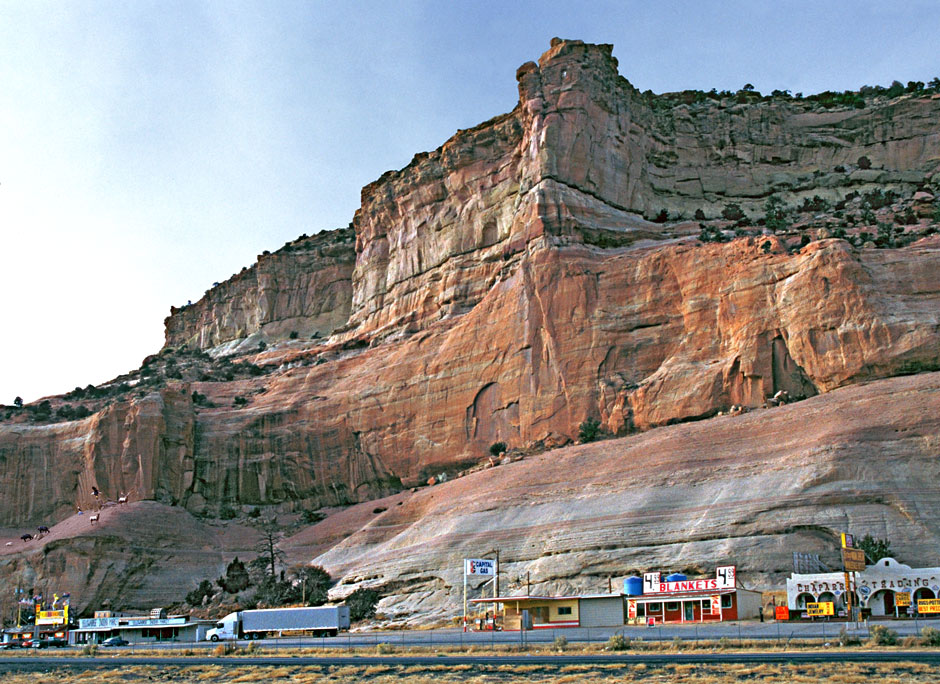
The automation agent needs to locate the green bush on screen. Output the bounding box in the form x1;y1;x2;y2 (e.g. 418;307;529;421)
868;624;898;646
347;587;381;621
579;417;602;443
721;203;745;222
217;557;251;594
606;633;630;650
838;626;861;646
921;626;940;646
219;504;238;520
489;441;507;457
186;579;214;606
301;509;326;524
764;195;789;233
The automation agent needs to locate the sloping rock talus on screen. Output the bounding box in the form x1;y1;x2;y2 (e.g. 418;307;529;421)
305;372;940;623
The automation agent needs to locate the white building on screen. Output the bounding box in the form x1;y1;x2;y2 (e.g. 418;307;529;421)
786;557;940;617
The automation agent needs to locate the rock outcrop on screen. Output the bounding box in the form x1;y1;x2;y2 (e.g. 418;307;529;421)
164;227;355;351
307;371;940;623
1;39;940;615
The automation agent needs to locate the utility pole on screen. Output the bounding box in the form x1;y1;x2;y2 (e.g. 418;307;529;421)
463;560;468;632
495;550;499;600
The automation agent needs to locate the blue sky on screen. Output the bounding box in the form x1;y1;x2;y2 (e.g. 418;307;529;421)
1;1;938;402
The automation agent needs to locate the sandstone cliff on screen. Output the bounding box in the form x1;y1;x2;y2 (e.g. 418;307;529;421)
1;39;939;615
164;227;355;351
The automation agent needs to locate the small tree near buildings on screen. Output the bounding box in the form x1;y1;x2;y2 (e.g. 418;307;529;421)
858;534;893;563
346;587;381;621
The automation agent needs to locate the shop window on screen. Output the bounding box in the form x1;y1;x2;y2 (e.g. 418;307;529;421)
647;602;662;612
665;602;680;611
721;594;733;609
557;606;572;616
635;603;646;617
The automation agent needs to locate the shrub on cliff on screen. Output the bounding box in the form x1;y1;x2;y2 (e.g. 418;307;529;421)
721;203;745;222
186;579;215;606
346;587;381;621
579;417;602;443
217;557;251;594
301;509;326;525
764;195;789;233
489;441;507;456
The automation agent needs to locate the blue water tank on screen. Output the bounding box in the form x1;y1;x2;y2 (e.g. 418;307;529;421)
665;573;687;582
623;576;643;596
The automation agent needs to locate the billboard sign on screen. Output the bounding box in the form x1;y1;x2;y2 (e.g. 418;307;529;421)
918;599;940;614
36;608;68;626
775;606;790;621
806;602;834;617
716;566;736;589
644;567;736;594
895;592;911;607
842;547;866;572
464;559;496;576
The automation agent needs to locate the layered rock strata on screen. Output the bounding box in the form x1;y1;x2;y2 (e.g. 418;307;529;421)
164;227;355;350
0;40;939;614
305;372;940;622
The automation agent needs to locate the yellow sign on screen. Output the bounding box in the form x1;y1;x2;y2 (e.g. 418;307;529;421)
36;607;68;626
842;547;866;572
895;592;911;607
841;533;854;549
806;602;834;617
918;599;940;614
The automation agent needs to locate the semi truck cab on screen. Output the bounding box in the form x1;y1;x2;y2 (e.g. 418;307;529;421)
206;612;240;641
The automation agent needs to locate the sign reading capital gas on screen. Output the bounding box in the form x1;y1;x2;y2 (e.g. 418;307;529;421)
643;566;736;594
464;559;496;576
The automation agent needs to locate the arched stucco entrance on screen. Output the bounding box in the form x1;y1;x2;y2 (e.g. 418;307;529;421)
869;589;895;617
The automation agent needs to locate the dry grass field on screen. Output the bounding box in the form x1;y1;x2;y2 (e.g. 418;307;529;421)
1;661;939;683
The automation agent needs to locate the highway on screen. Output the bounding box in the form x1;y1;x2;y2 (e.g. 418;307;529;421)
3;651;940;672
140;617;940;650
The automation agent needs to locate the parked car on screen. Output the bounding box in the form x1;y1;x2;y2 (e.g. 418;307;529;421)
101;636;129;647
0;641;26;649
31;638;68;648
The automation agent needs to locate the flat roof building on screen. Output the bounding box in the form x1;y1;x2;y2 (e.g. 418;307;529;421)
70;610;214;644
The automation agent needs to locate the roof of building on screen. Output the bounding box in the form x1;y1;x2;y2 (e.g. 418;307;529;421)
471;593;624;604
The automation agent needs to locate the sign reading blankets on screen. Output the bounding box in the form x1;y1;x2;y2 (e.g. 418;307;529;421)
643;566;736;594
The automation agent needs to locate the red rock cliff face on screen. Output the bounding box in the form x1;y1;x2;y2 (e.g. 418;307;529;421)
164;227;355;350
2;39;940;530
345;39;940;340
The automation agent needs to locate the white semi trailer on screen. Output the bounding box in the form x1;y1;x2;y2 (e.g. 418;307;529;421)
206;606;350;641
